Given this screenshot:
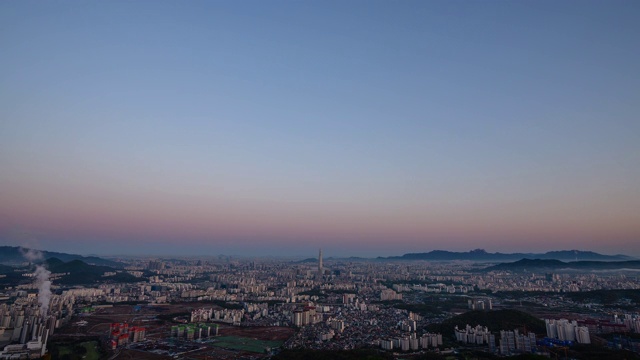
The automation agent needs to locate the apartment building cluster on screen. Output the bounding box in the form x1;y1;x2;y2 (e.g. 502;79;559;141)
0;319;50;360
498;329;537;355
189;307;245;326
468;297;492;310
0;294;71;359
614;314;640;333
108;322;146;349
380;289;402;301
545;319;591;344
292;306;322;327
453;323;538;356
380;332;443;351
170;323;218;341
455;324;491;345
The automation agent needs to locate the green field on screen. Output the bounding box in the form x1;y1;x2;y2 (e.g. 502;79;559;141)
54;340;101;360
210;336;283;353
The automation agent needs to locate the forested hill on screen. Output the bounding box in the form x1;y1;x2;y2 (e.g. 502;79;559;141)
426;309;545;334
484;258;640;272
0;246;121;267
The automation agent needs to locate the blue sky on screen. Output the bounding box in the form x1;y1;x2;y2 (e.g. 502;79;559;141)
1;0;639;257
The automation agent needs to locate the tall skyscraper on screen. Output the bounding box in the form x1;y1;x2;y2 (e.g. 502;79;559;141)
318;249;323;275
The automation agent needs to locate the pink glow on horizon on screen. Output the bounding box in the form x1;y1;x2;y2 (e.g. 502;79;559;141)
2;175;639;255
1;151;639;256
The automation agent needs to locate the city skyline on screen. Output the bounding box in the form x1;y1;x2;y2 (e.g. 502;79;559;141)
1;1;639;257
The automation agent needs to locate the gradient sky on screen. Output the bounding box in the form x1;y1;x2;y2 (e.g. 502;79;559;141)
1;0;639;257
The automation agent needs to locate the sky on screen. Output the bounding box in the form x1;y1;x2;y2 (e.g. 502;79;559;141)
1;0;639;257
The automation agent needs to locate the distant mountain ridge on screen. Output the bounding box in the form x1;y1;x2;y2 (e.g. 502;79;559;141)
379;249;634;262
484;258;640;272
0;246;122;267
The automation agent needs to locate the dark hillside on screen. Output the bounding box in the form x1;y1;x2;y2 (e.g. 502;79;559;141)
426;309;545;334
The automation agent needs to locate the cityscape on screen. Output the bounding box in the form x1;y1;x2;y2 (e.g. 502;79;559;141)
1;0;639;359
0;246;640;359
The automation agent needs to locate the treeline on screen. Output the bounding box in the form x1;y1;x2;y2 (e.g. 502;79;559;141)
564;289;640;305
494;289;640;305
425;309;546;334
392;296;469;315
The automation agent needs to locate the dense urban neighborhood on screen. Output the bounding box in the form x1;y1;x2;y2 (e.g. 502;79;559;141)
0;247;639;359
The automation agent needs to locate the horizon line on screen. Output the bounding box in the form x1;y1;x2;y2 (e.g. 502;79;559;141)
3;245;636;260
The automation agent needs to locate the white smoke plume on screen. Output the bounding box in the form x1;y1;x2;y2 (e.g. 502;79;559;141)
20;247;52;317
34;266;52;317
21;247;43;263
